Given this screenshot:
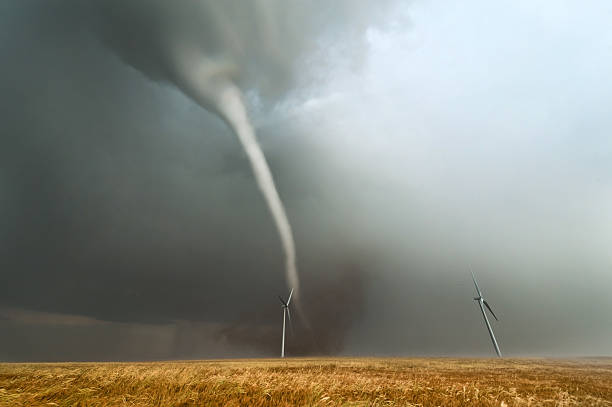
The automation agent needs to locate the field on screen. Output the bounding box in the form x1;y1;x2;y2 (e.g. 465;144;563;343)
0;358;611;406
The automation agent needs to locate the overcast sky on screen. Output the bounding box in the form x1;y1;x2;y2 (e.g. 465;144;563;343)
1;0;611;361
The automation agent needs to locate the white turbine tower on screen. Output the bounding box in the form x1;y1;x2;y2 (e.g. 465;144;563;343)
279;288;293;358
471;271;502;357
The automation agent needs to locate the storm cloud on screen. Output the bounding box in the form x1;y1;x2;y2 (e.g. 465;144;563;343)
1;0;611;360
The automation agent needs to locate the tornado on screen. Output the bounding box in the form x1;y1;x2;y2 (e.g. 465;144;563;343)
215;85;300;297
171;47;300;299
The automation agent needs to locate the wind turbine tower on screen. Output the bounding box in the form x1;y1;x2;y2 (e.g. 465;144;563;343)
471;271;502;357
279;288;293;358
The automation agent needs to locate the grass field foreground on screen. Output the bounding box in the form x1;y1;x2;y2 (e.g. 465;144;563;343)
0;358;611;406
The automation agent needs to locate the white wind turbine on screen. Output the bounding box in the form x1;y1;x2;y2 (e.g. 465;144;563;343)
471;270;502;357
278;288;293;358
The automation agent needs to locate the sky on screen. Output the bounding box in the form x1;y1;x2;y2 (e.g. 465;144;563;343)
1;0;611;361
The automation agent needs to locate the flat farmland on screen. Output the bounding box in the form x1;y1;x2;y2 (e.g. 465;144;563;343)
0;358;611;406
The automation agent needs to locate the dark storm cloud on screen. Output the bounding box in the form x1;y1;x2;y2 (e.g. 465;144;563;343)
0;1;394;359
2;1;268;323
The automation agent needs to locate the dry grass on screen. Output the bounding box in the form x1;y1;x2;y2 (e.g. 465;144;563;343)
0;358;611;406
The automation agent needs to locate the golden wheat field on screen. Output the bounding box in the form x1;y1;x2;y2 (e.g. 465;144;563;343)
0;358;611;406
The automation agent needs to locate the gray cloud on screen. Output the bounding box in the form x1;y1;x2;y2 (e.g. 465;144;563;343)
1;0;611;360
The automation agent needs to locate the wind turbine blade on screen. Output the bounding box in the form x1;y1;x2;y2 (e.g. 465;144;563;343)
278;296;287;306
483;300;499;321
287;307;294;335
471;269;482;297
477;299;502;357
286;288;293;305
